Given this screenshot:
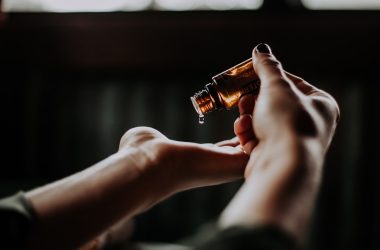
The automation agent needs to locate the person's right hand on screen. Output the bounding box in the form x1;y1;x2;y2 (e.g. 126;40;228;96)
221;43;340;243
234;43;339;177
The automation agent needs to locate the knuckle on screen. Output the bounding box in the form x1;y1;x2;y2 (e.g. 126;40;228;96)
260;56;283;70
257;56;290;87
264;76;292;90
120;126;158;147
311;96;340;126
275;77;292;88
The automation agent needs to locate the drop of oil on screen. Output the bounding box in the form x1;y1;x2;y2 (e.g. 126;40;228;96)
198;114;205;124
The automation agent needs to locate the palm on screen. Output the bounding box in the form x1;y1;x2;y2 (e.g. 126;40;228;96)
119;126;248;192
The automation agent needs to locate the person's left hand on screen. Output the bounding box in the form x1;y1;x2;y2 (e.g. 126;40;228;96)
119;127;249;195
78;128;248;250
26;127;248;250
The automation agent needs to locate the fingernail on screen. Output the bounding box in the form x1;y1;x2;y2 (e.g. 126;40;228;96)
256;43;271;54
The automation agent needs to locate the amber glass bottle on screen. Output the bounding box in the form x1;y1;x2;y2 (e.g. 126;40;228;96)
191;58;260;116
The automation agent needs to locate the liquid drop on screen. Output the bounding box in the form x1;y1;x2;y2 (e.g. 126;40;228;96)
198;114;205;124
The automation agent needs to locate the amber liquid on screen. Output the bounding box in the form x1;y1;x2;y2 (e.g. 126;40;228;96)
212;58;260;109
191;58;260;117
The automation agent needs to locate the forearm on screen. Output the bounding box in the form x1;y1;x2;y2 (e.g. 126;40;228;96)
219;135;324;243
26;148;168;250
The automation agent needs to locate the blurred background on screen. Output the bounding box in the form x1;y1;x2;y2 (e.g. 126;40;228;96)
0;0;379;249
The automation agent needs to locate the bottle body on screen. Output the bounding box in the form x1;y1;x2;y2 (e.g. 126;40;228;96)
191;58;260;116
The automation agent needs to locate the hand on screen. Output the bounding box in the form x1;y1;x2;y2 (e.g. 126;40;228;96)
119;127;248;195
26;128;247;250
220;43;340;243
234;44;339;177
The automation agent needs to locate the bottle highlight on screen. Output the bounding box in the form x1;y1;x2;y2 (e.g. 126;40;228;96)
191;58;260;117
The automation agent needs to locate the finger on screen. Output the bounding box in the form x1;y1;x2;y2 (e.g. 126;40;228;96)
234;115;253;139
285;71;340;123
284;71;315;95
178;143;249;190
234;114;257;153
238;94;256;115
285;71;335;100
197;145;249;182
252;43;290;92
285;71;331;99
216;137;240;147
241;138;257;154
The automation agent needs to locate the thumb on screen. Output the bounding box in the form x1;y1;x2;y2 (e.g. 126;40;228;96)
252;43;288;91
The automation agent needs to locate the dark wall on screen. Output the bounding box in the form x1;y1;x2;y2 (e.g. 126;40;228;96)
0;9;379;250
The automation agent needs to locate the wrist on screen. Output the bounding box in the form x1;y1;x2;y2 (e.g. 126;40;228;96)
263;129;325;167
26;147;166;250
221;134;324;242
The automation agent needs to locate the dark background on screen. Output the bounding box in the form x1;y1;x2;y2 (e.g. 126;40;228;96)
0;1;379;250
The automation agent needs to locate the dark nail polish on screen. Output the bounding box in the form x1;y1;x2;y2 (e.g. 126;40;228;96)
256;43;271;54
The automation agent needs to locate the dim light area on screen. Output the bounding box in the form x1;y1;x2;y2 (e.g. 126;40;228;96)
1;0;263;12
3;0;379;12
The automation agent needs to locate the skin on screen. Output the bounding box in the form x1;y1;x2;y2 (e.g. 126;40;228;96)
219;44;340;244
25;43;339;249
26;128;248;250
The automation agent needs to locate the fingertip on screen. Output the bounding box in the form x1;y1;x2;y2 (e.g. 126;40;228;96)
251;43;289;91
238;94;256;115
252;43;272;63
234;114;252;134
254;43;272;54
233;116;241;135
242;140;258;155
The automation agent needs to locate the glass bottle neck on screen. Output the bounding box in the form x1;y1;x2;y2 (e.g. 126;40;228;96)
191;87;215;115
